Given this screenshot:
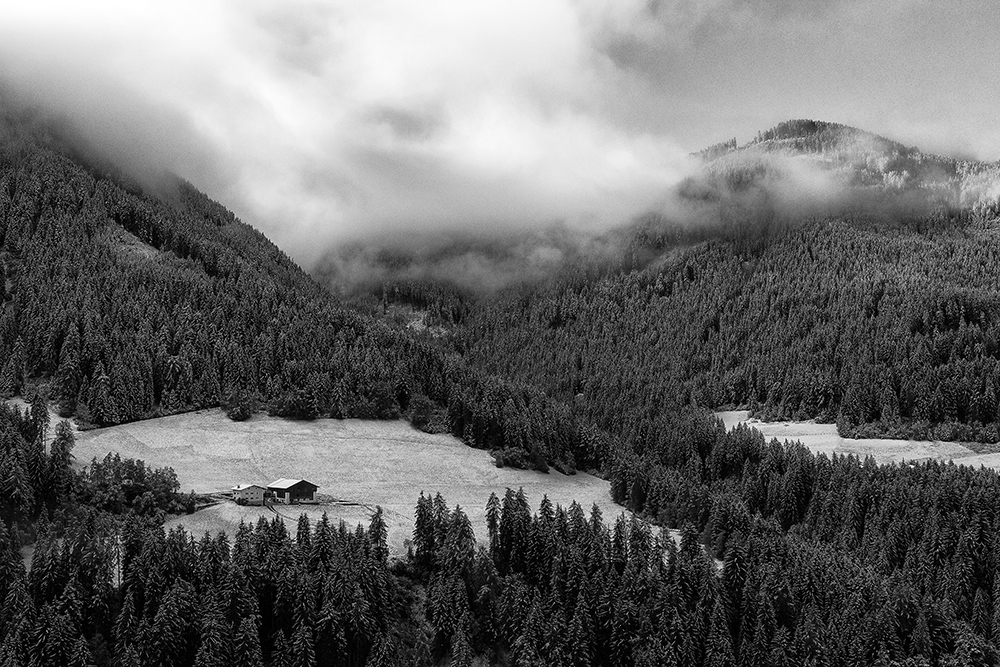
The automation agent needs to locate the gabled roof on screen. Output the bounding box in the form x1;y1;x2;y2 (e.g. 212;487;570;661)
267;478;317;490
232;484;265;491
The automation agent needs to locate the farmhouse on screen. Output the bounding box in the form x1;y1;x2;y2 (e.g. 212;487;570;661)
232;483;266;505
267;478;319;504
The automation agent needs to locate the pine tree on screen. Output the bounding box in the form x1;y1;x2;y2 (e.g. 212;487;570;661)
67;636;95;667
144;578;197;667
705;599;737;667
567;592;592;667
290;619;316;667
0;337;25;398
22;402;47;502
270;631;292;667
437;506;475;577
511;595;545;666
296;514;311;551
0;447;35;514
486;492;500;559
911;611;932;659
193;597;230;667
413;493;437;573
369;506;388;565
233;618;264;667
112;591;137;653
0;611;30;667
87;361;116;426
46;421;75;504
29;394;49;446
31;608;77;667
972;587;991;639
117;644;142;667
54;327;82;416
450;627;473;667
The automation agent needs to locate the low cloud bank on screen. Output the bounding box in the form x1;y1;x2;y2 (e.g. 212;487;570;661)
317;136;1000;295
0;0;693;268
2;0;997;282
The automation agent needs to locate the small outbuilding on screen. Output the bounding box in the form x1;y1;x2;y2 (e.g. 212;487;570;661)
232;484;266;506
267;479;319;504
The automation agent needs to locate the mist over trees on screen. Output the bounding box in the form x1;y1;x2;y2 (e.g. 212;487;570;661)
0;102;607;474
315;120;1000;306
8;96;1000;666
365;121;1000;448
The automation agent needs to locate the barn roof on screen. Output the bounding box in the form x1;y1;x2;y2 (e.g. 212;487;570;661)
267;478;317;490
232;484;265;491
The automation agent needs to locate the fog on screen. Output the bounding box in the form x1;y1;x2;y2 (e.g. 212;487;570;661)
318;134;995;295
1;0;999;276
0;0;692;268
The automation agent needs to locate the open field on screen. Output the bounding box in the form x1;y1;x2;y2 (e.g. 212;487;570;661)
715;410;1000;469
73;410;621;555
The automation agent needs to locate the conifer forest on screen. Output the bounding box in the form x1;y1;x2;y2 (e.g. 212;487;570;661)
3;84;1000;666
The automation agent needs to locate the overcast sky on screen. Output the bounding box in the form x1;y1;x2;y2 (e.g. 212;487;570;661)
2;0;998;267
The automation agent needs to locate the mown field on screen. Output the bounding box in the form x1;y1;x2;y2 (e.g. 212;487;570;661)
73;410;620;554
716;410;999;466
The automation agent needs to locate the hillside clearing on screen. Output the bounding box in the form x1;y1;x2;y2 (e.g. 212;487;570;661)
716;410;997;467
73;410;620;554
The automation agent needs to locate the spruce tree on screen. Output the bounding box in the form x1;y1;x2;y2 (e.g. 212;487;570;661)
233;617;264;667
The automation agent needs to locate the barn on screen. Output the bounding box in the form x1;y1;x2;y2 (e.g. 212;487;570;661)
232;484;265;506
267;479;319;504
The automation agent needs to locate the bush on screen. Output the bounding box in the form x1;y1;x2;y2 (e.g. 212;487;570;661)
225;389;257;421
409;394;449;433
492;447;549;472
271;388;320;420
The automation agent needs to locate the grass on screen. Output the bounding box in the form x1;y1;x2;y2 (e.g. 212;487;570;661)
716;410;988;465
73;409;620;554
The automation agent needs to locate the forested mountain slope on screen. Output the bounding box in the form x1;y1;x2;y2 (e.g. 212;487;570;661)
0;101;604;472
466;215;1000;443
445;121;1000;447
9;101;1000;666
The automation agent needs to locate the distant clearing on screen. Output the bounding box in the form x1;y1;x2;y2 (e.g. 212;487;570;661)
73;410;620;555
716;410;1000;469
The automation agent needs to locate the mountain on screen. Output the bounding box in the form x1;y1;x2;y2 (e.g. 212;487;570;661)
8;104;1000;665
330;120;1000;666
700;119;1000;223
364;120;1000;453
0;100;604;474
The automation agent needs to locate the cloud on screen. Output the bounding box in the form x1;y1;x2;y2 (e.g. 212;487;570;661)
0;0;697;268
0;0;997;273
317;225;609;296
319;132;994;297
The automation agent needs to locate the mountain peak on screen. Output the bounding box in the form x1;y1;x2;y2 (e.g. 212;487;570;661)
686;119;1000;219
699;119;914;162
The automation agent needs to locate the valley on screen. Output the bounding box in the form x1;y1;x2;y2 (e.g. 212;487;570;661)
4;105;1000;665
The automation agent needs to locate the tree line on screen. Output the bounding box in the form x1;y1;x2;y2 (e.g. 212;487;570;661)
459;211;1000;448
